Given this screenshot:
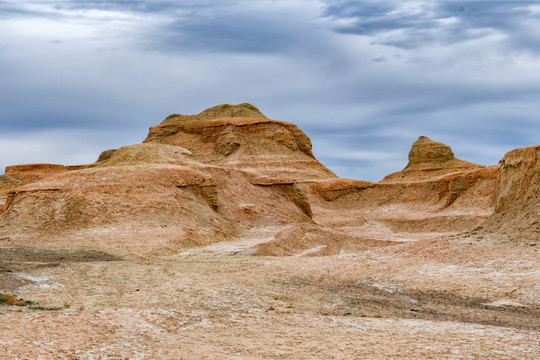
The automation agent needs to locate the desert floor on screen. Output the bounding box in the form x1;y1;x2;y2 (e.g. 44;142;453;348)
1;234;539;359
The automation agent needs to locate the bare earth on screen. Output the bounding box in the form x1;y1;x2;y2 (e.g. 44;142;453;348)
1;233;538;359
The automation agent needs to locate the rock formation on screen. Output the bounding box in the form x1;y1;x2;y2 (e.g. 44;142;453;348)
143;103;336;180
0;104;329;257
382;136;483;182
472;144;540;244
495;145;540;213
0;103;536;257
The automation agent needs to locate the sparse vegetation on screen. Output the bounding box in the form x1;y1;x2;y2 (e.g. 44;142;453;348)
0;292;27;306
28;305;61;311
0;292;59;310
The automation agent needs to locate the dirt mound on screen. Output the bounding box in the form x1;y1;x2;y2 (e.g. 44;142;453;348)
0;164;233;257
475;196;540;244
383;136;483;182
252;224;393;256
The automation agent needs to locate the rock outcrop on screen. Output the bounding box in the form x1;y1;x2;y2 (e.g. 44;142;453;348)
0;104;331;257
383;136;483;182
472;144;540;244
495;145;540;213
302;137;497;241
144;103;336;181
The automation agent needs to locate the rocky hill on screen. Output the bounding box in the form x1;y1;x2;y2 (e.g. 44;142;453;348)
0;103;537;257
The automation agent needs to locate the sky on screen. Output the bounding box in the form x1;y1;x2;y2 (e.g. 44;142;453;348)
1;0;539;181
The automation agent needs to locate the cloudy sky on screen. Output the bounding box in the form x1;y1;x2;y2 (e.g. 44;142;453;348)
1;0;539;181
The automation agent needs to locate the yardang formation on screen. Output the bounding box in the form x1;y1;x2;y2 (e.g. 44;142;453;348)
0;103;538;258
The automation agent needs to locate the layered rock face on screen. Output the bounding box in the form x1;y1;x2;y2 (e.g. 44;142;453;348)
144;103;336;181
473;144;540;243
0;103;531;257
4;164;69;183
0;175;24;212
495;145;540;213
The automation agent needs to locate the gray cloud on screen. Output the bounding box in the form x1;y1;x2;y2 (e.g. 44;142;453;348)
1;0;539;181
324;0;540;51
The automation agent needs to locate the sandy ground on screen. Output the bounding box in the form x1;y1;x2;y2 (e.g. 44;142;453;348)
1;234;539;359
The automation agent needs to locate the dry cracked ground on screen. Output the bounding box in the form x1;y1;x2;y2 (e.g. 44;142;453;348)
1;232;539;359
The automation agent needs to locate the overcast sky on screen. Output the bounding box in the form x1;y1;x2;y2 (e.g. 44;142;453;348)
1;0;539;181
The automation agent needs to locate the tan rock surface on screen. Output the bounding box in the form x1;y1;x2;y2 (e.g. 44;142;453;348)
4;163;68;183
0;175;24;212
470;144;540;244
495;144;540;212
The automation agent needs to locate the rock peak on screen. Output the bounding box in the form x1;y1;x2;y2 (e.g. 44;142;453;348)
162;103;267;125
408;136;455;166
143;103;335;180
382;136;483;182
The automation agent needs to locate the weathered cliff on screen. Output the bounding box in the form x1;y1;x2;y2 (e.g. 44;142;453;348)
472;144;540;244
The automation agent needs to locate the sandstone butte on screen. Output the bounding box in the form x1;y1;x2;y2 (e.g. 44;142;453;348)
0;103;538;258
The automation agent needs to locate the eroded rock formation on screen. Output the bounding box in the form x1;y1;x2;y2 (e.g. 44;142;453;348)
383;136;483;182
495;145;540;213
472;145;540;244
144;103;335;180
0;103;536;257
